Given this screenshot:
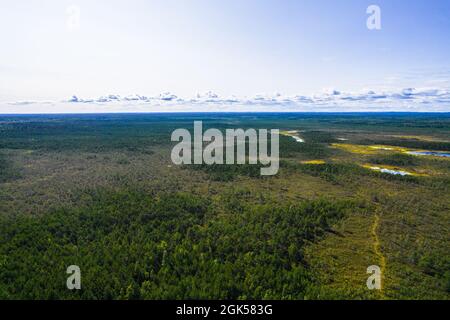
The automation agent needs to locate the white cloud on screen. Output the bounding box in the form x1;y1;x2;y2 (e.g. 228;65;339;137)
1;87;449;113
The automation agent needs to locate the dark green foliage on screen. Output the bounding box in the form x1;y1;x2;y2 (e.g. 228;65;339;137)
417;252;450;293
0;154;20;183
0;189;352;299
296;163;367;184
281;161;423;185
300;131;339;144
418;252;449;277
0;116;172;152
187;163;264;181
368;153;419;166
279;136;332;159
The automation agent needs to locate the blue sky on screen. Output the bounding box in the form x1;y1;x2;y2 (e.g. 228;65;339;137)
0;0;449;112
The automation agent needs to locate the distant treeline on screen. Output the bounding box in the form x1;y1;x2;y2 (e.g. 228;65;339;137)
0;120;171;152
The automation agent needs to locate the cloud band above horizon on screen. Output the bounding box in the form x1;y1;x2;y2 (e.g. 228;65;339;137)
2;87;449;113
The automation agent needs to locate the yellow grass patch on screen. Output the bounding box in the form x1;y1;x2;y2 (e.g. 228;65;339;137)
368;145;408;152
301;160;326;165
331;143;410;154
331;143;378;154
280;130;298;136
